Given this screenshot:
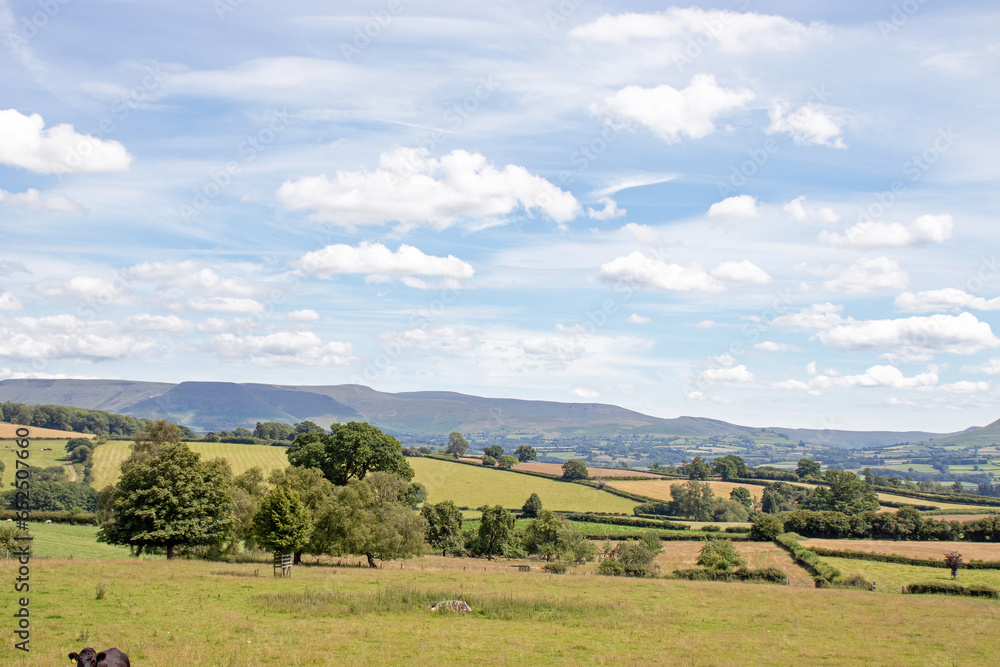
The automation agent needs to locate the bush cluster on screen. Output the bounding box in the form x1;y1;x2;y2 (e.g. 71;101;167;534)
904;582;999;599
672;567;786;583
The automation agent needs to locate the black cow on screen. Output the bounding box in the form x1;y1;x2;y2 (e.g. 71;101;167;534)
68;647;130;667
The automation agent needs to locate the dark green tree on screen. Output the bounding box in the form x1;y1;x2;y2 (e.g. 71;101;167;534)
796;458;822;479
251;487;312;555
686;456;711;480
514;445;537;463
749;513;784;541
483;444;505;460
729;486;753;509
287;421;413;486
498;455;517;470
562;460;589;480
669;481;716;521
712;455;748;481
697;538;745;572
481;454;498;467
445;431;469;458
421;500;465;556
476;504;516;560
598;533;661;577
268;466;338;563
521;492;543;518
805;469;879;515
293;420;325;435
126;418;183;471
97;442;235;559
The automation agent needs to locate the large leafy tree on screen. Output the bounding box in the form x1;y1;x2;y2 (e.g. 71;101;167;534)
421;500;464;556
476;504;516;560
796;458;822;479
98;442;235;559
287;421;413;486
712;455;748;481
445;431;469;458
314;472;427;568
251;487;312;555
805;469;879;515
561;460;589;480
514;445;537;463
267;466;338;563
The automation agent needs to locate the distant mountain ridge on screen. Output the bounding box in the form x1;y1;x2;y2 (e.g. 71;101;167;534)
0;378;979;448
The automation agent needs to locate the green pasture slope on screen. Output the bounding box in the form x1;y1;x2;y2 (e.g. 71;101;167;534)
23;522;132;559
409;457;638;513
0;439;73;480
2;557;999;665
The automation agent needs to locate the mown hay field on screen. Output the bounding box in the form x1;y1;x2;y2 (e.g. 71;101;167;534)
410;457;638;513
512;461;660;478
2;557;999;666
607;479;765;503
802;539;1000;563
0;422;95;440
819;556;1000;591
91;441;290;489
23;522;133;560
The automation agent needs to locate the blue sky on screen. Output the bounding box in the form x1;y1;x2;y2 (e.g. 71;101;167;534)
1;0;999;433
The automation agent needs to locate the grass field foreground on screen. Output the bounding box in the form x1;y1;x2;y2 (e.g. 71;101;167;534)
1;557;999;665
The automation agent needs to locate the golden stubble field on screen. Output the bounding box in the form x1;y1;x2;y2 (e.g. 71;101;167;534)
1;556;998;666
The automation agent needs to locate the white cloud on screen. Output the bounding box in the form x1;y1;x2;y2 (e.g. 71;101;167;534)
774;364;939;393
707;194;758;220
123;314;194;335
766;103;846;148
124;261;259;298
592;173;677;198
696;320;718;329
698;353;754;385
0;109;132;174
380;327;481;352
711;260;772;285
587;197;626;220
209;331;353;367
0;292;23;311
596;74;754;144
276;147;580;229
754;341;793;352
288;309;320;322
571;387;600;399
570;8;817;54
895;288;1000;313
188;297;265;313
618;223;665;246
784;196;838;223
964;358;1000;375
0;188;83;213
626;314;650;324
816;312;1000;358
819;214;953;248
939;380;990;393
0;315;157;361
34;276;135;305
823;256;909;294
772;303;846;331
297;242;474;288
600;252;768;292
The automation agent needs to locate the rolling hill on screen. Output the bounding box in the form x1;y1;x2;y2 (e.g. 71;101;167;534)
0;378;971;448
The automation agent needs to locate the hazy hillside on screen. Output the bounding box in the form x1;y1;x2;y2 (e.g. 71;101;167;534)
0;378;963;448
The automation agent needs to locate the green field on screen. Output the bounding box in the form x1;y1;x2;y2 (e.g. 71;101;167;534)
0;439;74;482
91;441;290;489
24;522;133;559
820;556;1000;591
409;457;639;513
1;557;998;665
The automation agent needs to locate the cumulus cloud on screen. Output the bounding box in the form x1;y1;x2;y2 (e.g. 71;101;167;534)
754;341;794;352
596;74;754;144
819;214;953;248
297;242;474;288
188;297;265;313
599;252;769;292
816;312;1000;359
784;196;838;223
570;8;817;54
895;288;1000;313
939;380;990;393
288;309;321;322
379;327;481;353
823;256;909;294
572;387;600;399
963;358;1000;375
766;103;846;148
34;276;136;305
124;261;259;298
698;353;754;385
123;314;194;335
0;188;83;213
0;292;23;311
626;314;650;324
209;331;353;366
0;109;132;174
0;315;157;361
774;364;939;394
707;194;759;220
587;197;626;220
618;222;666;246
276;147;580;229
772;303;846;330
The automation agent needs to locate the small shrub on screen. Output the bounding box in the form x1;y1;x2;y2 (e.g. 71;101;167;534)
542;563;568;574
701;525;721;532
